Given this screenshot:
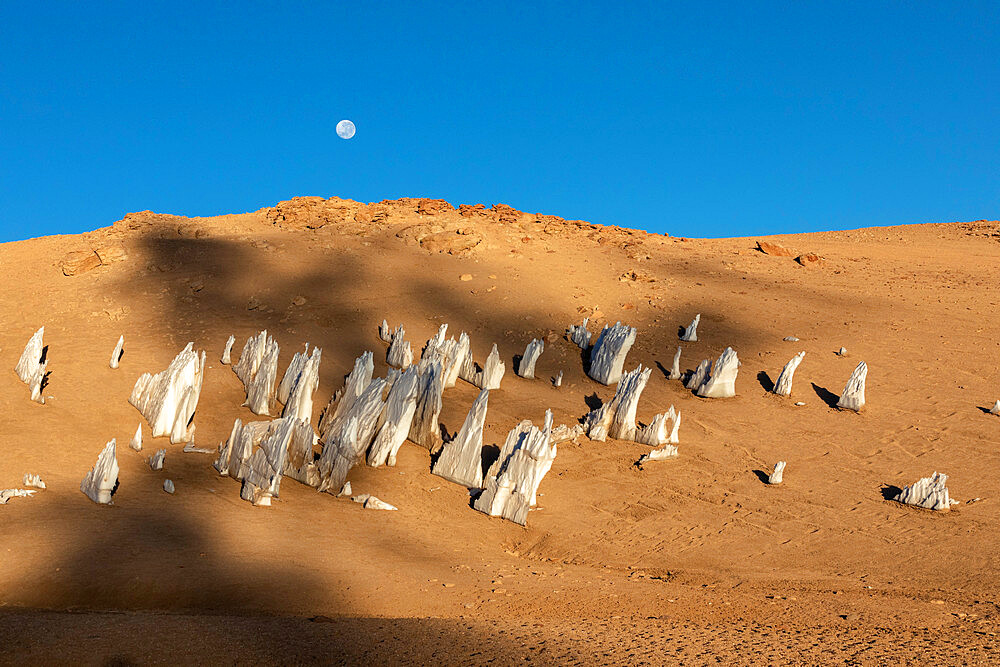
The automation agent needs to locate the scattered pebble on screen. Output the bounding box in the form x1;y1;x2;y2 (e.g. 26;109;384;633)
460;273;473;281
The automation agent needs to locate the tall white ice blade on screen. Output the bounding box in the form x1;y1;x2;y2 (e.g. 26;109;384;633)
680;314;700;342
409;356;445;451
774;352;805;397
110;335;124;369
696;347;740;398
475;343;505;390
668;346;682;380
221;335;235;364
234;331;279;416
317;378;388;493
129;343;205;443
368;366;420;467
587;322;636;385
433;388;489;488
837;361;867;412
319;351;374;441
768;461;786;484
81;439;119;504
281;346;322;423
516;339;544;379
15;327;46;404
685;359;710;390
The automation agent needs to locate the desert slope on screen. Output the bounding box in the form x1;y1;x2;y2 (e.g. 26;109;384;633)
1;197;999;664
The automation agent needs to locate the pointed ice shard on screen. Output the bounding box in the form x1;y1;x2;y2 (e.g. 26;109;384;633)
386;325;413;369
635;413;670;446
893;472;952;510
81;439;119;504
408;355;445;451
516;339;544;379
129;424;142;451
129;343;205;443
432;388;489;488
280;345;322;423
317;378;388;493
668;346;682;380
378;319;392;343
767;461;786;484
584;366;670;444
474;411;556;525
696;347;740;398
680;314;700;342
422;328;470;388
991;400;1000;415
553;371;563;388
23;474;45;489
233;330;280;415
318;351;374;441
148;449;165;471
110;335;124;369
475;343;505;390
239;418;301;506
685;359;710;390
368;366;420;467
163;479;175;494
567;318;592;350
281;417;320;486
774;352;805;397
221;335;235;364
213;418;271;478
587;322;636;385
837;361;867;412
15;327;47;404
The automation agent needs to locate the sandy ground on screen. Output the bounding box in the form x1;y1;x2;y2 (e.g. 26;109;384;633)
1;197;999;665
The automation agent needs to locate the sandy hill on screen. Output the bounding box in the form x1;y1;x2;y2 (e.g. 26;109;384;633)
2;196;999;663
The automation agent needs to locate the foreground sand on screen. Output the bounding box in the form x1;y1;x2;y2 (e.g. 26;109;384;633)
1;197;999;665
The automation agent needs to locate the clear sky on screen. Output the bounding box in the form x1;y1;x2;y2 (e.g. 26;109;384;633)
1;2;997;242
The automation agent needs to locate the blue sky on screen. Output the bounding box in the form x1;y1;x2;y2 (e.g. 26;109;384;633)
1;2;997;242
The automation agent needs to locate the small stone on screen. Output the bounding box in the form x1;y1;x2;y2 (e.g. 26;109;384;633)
61;250;102;276
460;274;473;281
796;253;824;266
247;296;261;310
783;336;799;342
163;479;175;494
291;296;307;306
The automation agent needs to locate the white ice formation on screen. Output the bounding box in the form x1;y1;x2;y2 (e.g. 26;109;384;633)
893;472;955;511
317;377;388;494
421;325;471;389
989;400;1000;416
837;361;867;412
474;343;505;390
129;343;205;443
80;439;119;504
432;388;489;488
233;330;280;415
163;479;175;494
774;352;805;397
148;448;165;471
587;322;636;385
183;442;213;454
23;474;45;489
768;461;786;485
222;335;235;364
680;314;700;342
110;335;124;369
474;411;557;525
634;405;681;447
386;325;414;369
319;351;374;442
368;366;420;467
408;355;445;451
338;481;352;497
685;359;710;390
837;346;847;356
668;346;682;380
378;319;392;343
553;371;563;388
352;494;398;511
0;489;36;504
696;347;740;398
216;416;316;506
278;344;322;423
567;318;592;349
129;424;142;451
550;423;584;444
15;327;47;404
637;446;678;464
584;366;676;446
517;339;544;379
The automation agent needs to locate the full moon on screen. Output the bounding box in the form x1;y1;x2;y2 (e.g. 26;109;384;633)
336;119;356;140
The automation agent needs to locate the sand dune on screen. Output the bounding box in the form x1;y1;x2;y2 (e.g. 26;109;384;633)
2;197;999;663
